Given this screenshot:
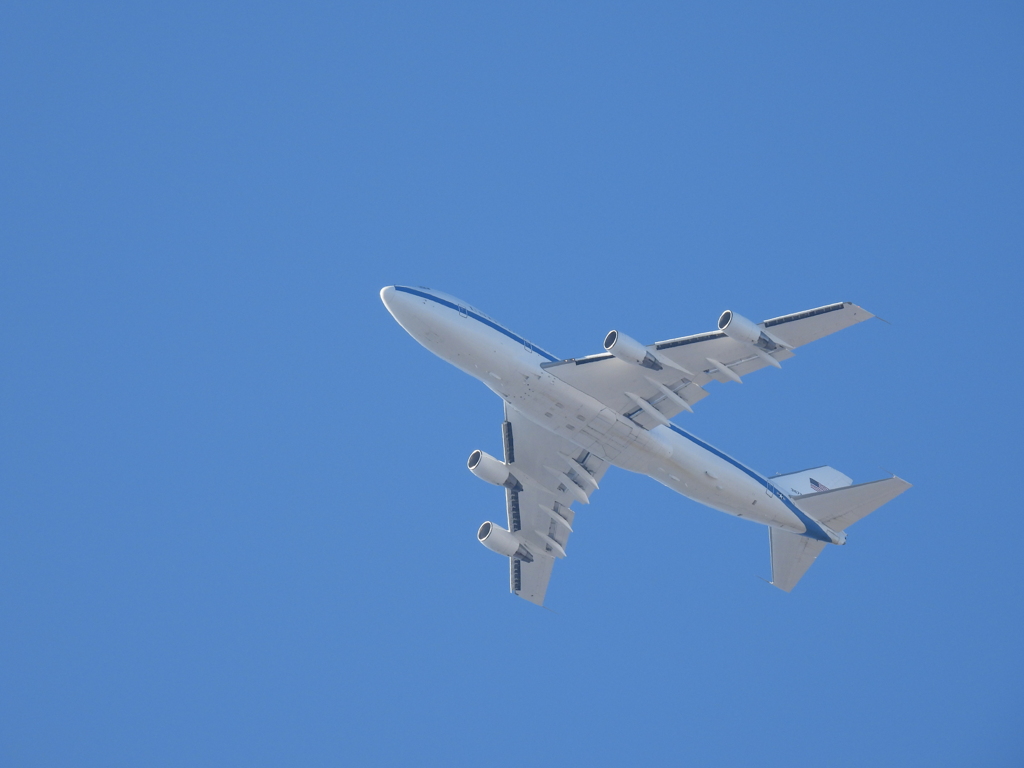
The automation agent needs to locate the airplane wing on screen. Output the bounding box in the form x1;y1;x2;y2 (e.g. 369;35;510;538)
500;403;610;605
542;302;873;429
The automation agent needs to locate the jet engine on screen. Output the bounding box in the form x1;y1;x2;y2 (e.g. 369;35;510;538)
718;309;788;351
477;521;534;562
467;450;521;489
603;330;661;369
717;310;764;345
717;310;785;369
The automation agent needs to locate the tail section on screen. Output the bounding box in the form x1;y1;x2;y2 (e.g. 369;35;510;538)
772;465;853;496
791;476;912;532
768;471;912;591
770;529;827;592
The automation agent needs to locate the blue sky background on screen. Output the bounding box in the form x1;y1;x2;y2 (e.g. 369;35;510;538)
2;3;1022;766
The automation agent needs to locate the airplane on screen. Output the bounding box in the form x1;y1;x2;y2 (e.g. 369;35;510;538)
380;285;910;605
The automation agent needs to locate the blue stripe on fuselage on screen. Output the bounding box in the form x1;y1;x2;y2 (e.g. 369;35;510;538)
394;286;559;362
666;424;831;542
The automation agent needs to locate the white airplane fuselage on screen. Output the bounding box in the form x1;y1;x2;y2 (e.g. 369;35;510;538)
381;285;842;545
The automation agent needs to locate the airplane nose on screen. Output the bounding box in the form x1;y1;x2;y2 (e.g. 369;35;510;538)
381;285;431;339
381;285;419;328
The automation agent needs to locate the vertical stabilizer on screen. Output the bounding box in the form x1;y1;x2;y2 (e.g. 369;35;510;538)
772;466;853;496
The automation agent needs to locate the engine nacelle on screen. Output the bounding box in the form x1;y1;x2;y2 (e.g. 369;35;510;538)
718;310;766;346
477;521;534;562
603;330;660;369
468;450;520;489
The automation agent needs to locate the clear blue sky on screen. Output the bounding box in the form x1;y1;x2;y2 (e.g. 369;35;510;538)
2;3;1021;766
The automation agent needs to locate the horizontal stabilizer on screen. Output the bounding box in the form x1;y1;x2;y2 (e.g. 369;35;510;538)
792;476;912;532
770;528;827;592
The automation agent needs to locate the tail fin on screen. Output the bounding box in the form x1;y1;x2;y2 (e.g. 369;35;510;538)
772;465;853;496
769;474;912;591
